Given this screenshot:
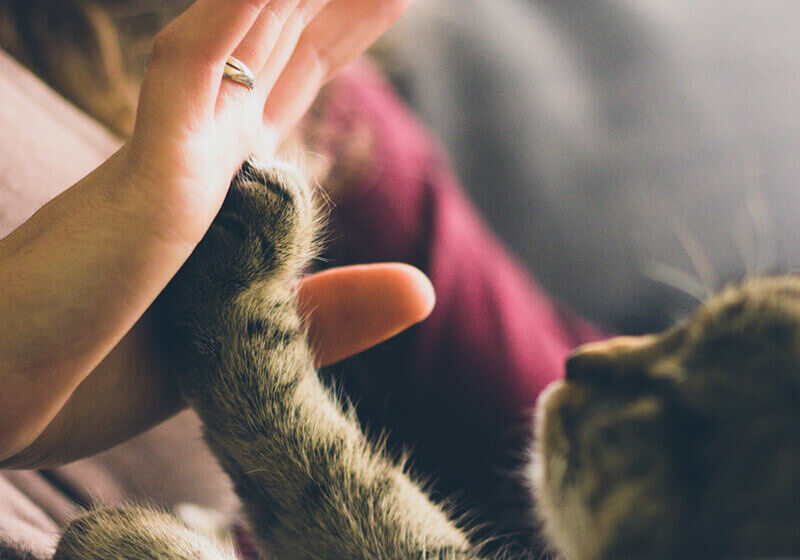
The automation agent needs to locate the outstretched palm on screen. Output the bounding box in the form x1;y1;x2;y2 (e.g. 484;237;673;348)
123;0;407;246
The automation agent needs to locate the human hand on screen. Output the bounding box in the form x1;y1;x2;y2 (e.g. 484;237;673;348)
0;0;408;464
120;0;408;244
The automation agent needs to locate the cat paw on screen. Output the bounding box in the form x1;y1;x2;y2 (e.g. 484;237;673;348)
157;158;317;327
53;507;237;560
154;158;317;397
212;159;317;283
193;159;316;290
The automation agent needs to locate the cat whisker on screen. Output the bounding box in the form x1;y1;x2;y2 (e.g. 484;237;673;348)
744;186;778;278
732;219;757;280
644;262;706;303
729;107;774;278
669;217;717;295
313;183;336;214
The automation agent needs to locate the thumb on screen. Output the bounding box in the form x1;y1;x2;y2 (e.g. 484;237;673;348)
297;263;436;367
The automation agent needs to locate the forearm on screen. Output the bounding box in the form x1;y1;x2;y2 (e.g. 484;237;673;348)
0;312;182;469
0;148;194;461
0;0;414;472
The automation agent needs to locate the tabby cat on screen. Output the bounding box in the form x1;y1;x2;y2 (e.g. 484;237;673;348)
533;278;800;558
48;157;800;559
4;2;800;558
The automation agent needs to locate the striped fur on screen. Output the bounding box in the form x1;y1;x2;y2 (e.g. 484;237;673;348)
50;166;800;560
531;277;800;559
55;160;482;560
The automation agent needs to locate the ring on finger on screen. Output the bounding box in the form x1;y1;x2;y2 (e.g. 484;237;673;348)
223;56;256;90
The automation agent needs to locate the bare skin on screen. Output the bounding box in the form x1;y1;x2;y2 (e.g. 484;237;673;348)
0;0;414;467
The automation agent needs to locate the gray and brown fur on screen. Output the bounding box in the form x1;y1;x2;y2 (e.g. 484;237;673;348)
5;3;800;559
532;277;800;559
55;160;481;560
43;164;800;560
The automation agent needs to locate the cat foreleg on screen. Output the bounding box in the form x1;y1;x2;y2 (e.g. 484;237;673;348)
52;507;237;560
159;161;486;560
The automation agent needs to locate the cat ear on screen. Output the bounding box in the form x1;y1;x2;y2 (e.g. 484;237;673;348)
567;334;686;385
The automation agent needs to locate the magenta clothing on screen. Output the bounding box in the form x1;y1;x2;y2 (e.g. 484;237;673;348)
318;63;604;547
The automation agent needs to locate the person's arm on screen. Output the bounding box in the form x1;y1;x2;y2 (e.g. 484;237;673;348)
0;0;412;467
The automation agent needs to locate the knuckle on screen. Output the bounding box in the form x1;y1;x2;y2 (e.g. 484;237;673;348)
234;0;273;23
255;9;279;37
264;3;292;29
296;41;330;75
238;0;269;9
294;0;315;25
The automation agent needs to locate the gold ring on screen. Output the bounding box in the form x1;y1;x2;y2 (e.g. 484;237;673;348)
223;56;256;90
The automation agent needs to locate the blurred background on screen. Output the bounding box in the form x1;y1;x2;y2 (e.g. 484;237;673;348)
1;2;800;558
380;0;800;333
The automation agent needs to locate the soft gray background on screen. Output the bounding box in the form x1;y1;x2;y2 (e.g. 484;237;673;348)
385;0;800;332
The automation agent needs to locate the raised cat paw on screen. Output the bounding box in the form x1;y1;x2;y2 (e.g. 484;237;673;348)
164;158;316;309
155;158;318;404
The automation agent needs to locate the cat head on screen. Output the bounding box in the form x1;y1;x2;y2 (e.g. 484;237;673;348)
531;276;800;559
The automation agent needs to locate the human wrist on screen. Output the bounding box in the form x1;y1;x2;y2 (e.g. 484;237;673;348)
97;143;223;250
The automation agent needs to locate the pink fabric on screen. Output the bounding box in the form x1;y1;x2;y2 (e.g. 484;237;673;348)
328;60;602;423
317;63;604;547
